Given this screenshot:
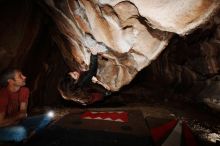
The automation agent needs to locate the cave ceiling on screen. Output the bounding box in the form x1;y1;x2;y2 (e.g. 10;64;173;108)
0;0;220;109
41;0;220;91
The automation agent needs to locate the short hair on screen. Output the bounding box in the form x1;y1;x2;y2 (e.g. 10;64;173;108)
0;68;20;88
57;74;90;105
58;74;78;92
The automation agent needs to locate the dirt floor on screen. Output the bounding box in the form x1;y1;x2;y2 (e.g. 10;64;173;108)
25;95;220;146
0;94;219;146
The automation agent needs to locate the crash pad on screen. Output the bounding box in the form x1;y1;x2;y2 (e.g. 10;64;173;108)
25;110;153;146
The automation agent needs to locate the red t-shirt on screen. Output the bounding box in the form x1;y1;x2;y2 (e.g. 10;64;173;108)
0;87;29;117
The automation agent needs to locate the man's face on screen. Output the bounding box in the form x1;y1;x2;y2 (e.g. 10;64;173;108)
11;71;26;87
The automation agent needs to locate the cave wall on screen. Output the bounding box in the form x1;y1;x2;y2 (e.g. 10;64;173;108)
0;0;67;107
0;0;41;70
122;14;220;109
23;25;68;107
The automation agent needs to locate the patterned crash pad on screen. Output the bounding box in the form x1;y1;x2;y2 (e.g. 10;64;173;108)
26;110;153;146
147;118;198;146
80;111;128;122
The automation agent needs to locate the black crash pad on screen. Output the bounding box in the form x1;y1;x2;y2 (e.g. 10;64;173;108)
25;110;153;146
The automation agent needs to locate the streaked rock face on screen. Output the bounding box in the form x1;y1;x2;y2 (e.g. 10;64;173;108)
149;12;220;112
202;80;220;112
43;0;219;93
98;0;219;35
199;14;220;112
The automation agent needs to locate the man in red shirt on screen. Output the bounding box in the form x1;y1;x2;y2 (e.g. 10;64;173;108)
0;69;29;127
0;68;54;142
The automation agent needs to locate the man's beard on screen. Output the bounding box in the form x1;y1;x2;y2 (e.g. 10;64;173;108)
15;81;26;87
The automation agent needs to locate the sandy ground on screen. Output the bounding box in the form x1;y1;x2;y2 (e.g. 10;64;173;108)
29;98;220;146
0;94;219;146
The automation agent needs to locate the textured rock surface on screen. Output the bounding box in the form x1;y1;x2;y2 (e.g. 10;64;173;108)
0;0;220;111
42;0;219;92
98;0;219;35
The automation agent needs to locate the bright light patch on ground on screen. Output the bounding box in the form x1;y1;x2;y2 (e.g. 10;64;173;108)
207;133;220;143
47;111;55;118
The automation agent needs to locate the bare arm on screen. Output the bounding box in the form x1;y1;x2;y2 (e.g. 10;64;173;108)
0;112;19;127
0;112;7;127
0;102;27;127
20;102;27;113
92;76;110;90
78;54;98;88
